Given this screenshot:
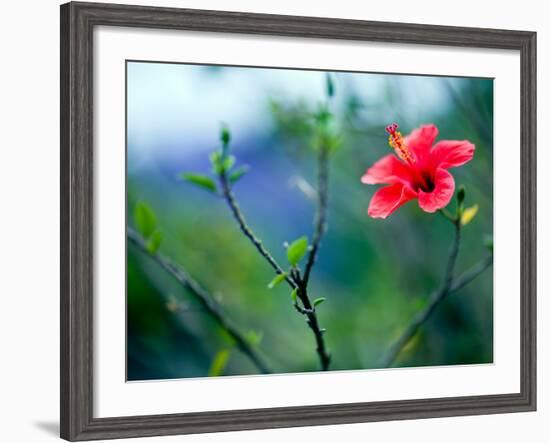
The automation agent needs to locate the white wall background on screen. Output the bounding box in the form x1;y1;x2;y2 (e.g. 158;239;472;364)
0;0;546;441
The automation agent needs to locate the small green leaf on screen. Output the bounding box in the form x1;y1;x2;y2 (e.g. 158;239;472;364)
290;288;298;303
287;236;308;266
268;272;287;289
222;155;236;171
208;349;230;377
210;151;236;175
179;173;217;192
228;165;249;183
461;204;479;225
210;150;221;165
134;202;157;238
245;330;263;347
146;230;163;254
313;297;326;307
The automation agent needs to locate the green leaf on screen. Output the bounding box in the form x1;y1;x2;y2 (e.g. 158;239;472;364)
314;106;332;127
146;230;163;254
208;349;231;377
267;272;287;289
210;151;236;175
228;165;250;183
290;288;298;303
134;202;157;238
313;297;326;307
287;236;308;266
179;173;217;192
222;155;236;171
245;330;263;347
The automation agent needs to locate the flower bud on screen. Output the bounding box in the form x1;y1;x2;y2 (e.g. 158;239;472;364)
326;73;335;98
220;125;231;147
456;185;466;204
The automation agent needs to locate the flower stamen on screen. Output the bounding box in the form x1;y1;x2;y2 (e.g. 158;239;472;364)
385;123;414;164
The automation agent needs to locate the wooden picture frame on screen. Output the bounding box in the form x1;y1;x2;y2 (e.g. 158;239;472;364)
60;1;536;440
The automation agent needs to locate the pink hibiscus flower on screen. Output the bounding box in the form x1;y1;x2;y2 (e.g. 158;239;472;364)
361;123;475;219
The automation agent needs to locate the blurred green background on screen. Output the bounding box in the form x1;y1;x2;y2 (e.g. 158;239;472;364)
126;61;493;380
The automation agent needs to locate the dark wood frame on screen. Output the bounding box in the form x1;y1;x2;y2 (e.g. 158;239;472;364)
60;1;537;440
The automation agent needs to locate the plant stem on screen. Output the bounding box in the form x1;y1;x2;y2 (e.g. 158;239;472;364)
219;172;296;289
294;273;331;370
219;170;331;371
127;227;272;375
450;254;493;292
303;146;330;287
379;221;492;368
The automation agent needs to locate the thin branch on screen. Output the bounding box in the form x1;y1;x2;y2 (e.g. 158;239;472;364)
219;172;296;289
296;278;331;370
127;227;272;375
219;170;331;370
303;146;330;286
450;254;493;292
379;223;492;368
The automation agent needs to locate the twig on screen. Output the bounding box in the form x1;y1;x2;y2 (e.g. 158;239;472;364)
218;172;296;289
450;254;493;292
127;227;272;375
295;273;331;370
379;221;492;368
303;146;330;286
219;170;331;370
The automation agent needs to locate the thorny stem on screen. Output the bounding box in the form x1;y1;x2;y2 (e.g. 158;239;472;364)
127;227;272;375
379;219;493;368
219;167;331;371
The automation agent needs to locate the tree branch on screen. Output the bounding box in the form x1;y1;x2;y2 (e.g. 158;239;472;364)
127;227;272;375
379;221;492;368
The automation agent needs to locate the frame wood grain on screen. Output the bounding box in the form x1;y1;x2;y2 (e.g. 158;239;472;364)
60;2;536;440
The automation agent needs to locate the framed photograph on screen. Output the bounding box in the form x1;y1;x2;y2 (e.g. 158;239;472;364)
60;1;536;440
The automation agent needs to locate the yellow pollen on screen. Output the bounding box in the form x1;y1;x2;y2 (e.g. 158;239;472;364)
388;131;414;163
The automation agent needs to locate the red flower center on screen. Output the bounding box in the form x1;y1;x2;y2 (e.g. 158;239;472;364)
414;170;435;193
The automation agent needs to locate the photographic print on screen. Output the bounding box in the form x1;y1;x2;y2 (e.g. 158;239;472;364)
126;61;494;381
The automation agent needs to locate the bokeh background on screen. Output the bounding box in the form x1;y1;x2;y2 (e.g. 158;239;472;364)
126;61;493;381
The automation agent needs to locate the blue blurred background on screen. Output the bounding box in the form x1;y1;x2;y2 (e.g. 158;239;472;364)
127;61;493;380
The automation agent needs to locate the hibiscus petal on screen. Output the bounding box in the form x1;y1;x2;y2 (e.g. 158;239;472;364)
405;124;438;158
417;168;455;213
368;183;417;219
361;154;413;185
430;140;475;169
